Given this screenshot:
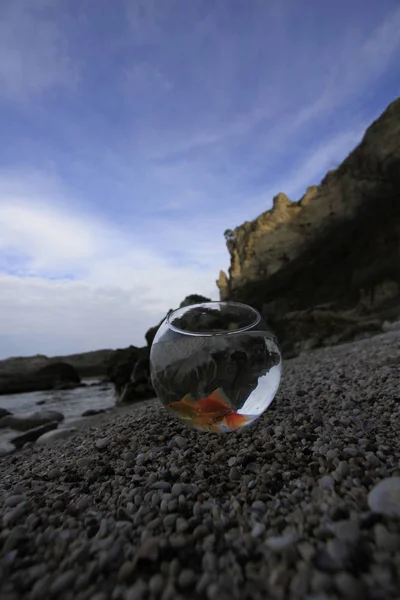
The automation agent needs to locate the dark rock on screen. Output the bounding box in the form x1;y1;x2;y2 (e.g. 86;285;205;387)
216;98;400;356
144;295;211;347
36;428;77;445
145;315;171;348
109;294;211;405
11;421;59;448
37;362;80;384
81;409;106;417
0;361;81;396
0;407;11;418
0;410;64;431
106;345;140;397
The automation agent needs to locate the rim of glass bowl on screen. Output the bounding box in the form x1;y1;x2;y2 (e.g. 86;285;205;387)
166;301;262;337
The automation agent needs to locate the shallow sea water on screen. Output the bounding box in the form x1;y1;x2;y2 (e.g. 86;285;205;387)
0;379;115;446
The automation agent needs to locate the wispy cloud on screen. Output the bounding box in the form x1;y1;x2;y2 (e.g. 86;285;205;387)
0;0;78;101
0;169;222;357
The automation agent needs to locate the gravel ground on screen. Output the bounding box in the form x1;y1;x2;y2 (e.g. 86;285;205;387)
1;330;399;600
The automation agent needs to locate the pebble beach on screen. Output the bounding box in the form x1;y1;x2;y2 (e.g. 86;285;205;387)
1;330;399;600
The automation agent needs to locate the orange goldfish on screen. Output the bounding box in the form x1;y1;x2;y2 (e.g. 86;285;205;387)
168;387;256;432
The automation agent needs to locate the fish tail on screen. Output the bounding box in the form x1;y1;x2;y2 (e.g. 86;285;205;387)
224;413;257;431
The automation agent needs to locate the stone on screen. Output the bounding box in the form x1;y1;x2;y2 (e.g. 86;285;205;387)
11;421;60;449
374;524;400;552
337;461;350;478
265;532;297;552
95;437;110;450
173;435;187;449
229;467;241;481
125;580;148;600
251;523;265;538
36;427;77;445
134;537;160;563
149;573;164;595
150;481;171;491
318;475;335;490
334;572;363;598
315;540;351;572
82;409;106;417
76;456;93;468
176;517;189;533
3;502;27;527
31;575;52;600
0;442;14;457
49;570;76;595
117;560;135;582
4;494;26;507
297;542;315;562
178;568;196;588
329;520;360;545
368;477;400;517
122;451;136;463
251;500;266;514
163;513;179;528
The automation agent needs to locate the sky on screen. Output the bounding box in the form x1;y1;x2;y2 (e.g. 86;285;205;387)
0;0;399;358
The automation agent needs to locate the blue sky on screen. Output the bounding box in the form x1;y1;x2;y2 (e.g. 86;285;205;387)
0;0;399;358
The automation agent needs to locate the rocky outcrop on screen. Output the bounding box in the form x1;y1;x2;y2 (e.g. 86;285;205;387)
217;98;400;354
145;295;212;347
0;349;114;380
108;295;212;405
0;362;81;396
36;362;80;387
106;346;154;405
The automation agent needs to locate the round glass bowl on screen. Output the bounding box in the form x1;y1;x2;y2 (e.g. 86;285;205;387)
150;301;282;433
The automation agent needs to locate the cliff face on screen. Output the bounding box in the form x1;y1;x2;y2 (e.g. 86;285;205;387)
217;98;400;350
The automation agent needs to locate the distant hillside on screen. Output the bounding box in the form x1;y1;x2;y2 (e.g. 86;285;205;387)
0;349;115;379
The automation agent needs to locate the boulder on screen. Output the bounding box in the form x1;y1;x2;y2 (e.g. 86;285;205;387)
109;295;211;405
0;443;14;457
0;410;64;431
106;346;141;397
35;427;77;445
217;97;400;355
35;362;80;385
116;347;155;405
11;421;60;449
0;407;11;419
145;295;211;347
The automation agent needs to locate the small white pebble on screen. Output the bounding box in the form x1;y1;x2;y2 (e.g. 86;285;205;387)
368;477;400;517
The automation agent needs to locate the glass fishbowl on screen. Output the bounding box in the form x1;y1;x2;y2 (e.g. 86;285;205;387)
150;301;282;433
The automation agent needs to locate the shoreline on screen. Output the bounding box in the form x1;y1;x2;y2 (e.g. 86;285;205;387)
1;329;399;599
